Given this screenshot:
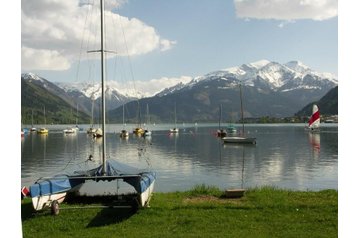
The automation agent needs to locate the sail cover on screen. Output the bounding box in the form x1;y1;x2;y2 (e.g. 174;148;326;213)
29;175;84;198
88;159;156;194
308;104;320;129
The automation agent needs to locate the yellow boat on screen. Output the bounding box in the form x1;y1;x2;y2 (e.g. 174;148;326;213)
37;128;48;134
133;127;144;136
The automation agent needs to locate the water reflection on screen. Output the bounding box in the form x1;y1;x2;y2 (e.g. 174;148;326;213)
308;132;320;159
21;124;338;192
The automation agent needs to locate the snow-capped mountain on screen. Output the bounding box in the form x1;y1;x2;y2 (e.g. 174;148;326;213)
191;59;337;92
154;60;337;99
109;60;337;121
22;59;338;121
56;81;144;100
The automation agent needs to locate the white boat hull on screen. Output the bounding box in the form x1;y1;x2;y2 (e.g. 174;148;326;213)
32;192;67;211
222;136;256;144
139;180;155;207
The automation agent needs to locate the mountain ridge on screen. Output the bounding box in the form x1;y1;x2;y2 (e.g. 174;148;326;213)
21;59;338;123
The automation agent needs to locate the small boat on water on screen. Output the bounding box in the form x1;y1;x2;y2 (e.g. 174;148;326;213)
143;104;152;137
306;104;320;133
169;103;179;134
217;104;227;138
169;128;179;133
93;128;103;138
63;127;77;134
37;128;48;135
119;129;129;138
119;105;129;138
222;84;256;144
133;127;145;136
222;136;256;144
30;109;37;132
143;129;152;137
37;106;49;135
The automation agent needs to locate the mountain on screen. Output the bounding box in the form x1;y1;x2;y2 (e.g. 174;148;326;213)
55;81;139;111
108;60;337;123
22;60;338;124
21;73;90;124
295;86;338;116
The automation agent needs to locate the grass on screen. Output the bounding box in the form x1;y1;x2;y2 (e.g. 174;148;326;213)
21;185;337;238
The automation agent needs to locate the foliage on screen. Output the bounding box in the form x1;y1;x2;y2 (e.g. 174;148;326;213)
21;79;90;124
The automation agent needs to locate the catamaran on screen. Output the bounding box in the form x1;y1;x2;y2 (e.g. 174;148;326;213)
306;104;320;132
22;0;156;215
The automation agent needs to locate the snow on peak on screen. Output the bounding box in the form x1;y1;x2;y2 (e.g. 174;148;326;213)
22;72;42;81
284;61;310;74
247;59;271;69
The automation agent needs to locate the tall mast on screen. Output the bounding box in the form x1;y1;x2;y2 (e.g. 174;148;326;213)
31;109;34;127
239;84;245;135
100;0;107;175
219;104;222;130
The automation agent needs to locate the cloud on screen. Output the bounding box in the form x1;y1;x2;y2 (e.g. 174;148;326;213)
22;47;70;70
234;0;337;21
21;0;176;71
131;76;193;96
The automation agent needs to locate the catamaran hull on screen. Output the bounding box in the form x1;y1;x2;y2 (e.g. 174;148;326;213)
31;192;67;211
139;180;155;207
222;136;256;144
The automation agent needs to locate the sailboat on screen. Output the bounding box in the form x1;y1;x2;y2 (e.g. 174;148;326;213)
222;84;256;144
307;104;320;132
217;104;227;138
119;104;129;138
23;0;156;214
87;96;97;135
30;109;37;132
133;102;145;136
169;102;179;133
63;106;77;134
143;104;152;137
37;106;48;135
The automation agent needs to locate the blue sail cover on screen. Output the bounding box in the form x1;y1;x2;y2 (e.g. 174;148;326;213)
88;160;156;194
30;175;70;198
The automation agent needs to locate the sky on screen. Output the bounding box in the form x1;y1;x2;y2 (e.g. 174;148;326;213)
21;0;338;93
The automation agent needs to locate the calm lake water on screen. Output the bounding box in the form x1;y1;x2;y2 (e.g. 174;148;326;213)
21;123;338;193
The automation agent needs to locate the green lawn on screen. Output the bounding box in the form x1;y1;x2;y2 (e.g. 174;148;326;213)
21;185;337;238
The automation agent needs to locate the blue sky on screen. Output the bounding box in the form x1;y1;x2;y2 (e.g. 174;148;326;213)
119;0;337;79
21;0;338;87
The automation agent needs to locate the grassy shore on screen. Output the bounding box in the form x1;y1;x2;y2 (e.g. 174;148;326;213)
21;185;337;238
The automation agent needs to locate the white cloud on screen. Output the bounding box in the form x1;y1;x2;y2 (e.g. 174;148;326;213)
160;39;177;52
21;47;70;70
234;0;337;21
132;76;193;96
21;0;176;71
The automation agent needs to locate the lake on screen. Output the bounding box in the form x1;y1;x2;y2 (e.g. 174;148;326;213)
21;123;338;193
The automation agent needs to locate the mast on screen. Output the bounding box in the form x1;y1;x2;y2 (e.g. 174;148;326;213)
91;96;94;127
76;103;78;126
31;109;34;127
174;102;177;128
219;104;222;130
100;0;107;175
239;84;245;135
44;106;46;125
122;104;125;126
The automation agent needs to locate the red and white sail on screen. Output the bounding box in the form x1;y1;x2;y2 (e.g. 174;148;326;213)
308;104;320;129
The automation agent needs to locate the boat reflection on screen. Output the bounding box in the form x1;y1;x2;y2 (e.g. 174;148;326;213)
308;132;320;158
